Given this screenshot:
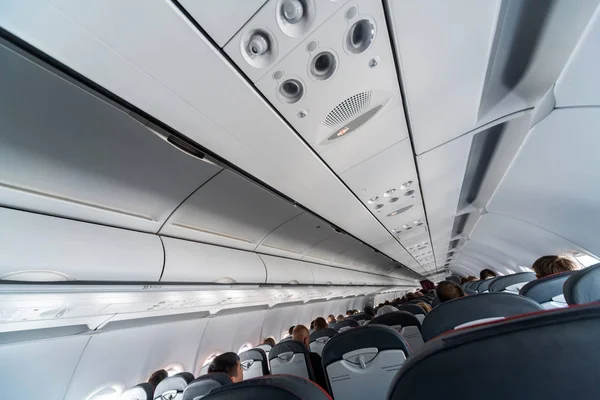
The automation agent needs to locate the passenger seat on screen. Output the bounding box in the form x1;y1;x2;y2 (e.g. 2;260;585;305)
321;325;410;400
564;263;600;305
268;340;314;381
488;272;536;293
309;328;337;356
183;373;232;400
121;383;153;400
369;311;424;351
519;271;575;309
238;348;270;380
347;312;373;325
154;372;195;400
200;375;331;399
396;304;427;323
388;305;600;399
331;319;359;333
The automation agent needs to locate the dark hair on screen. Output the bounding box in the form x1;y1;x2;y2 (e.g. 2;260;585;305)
148;369;168;389
436;281;466;303
314;317;327;331
288;326;295;335
310;320;315;330
480;269;498;280
346;309;354;316
531;255;578;277
363;305;375;317
208;352;240;377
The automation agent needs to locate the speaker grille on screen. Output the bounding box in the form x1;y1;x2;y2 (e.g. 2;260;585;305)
323;91;372;128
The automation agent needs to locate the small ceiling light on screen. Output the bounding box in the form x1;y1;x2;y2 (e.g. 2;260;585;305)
402;224;410;229
422;241;428;245
368;196;379;204
374;204;383;209
405;189;415;197
386;205;413;217
400;181;413;190
384;189;396;197
414;220;423;226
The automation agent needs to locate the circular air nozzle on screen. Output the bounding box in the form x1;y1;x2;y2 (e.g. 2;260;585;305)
282;0;304;23
241;28;278;69
276;0;315;38
310;51;338;81
278;79;304;103
247;34;269;56
346;19;376;54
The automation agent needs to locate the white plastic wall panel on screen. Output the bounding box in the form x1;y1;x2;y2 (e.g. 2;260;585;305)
261;305;301;341
195;309;266;375
64;318;209;400
486;108;600;257
0;335;90;400
555;4;600;107
257;212;336;259
179;0;267;47
298;301;327;328
386;0;501;154
261;255;314;285
0;207;163;281
0;42;221;232
309;264;342;286
161;170;301;251
161;237;267;284
0;0;403;269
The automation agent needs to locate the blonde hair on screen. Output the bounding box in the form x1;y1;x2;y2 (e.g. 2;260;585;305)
531;255;578;278
416;302;432;313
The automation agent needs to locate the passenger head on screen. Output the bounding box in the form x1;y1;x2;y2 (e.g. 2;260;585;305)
466;275;478;282
376;305;398;316
263;337;276;347
480;269;498;280
353;309;359;314
292;325;310;349
288;326;295;335
363;305;375;317
208;352;243;383
405;292;416;300
327;314;336;324
384;300;391;305
310;320;315;330
416;301;432;313
148;369;168;390
346;310;354;316
531;255;579;278
436;281;466;303
336;314;345;322
314;317;327;331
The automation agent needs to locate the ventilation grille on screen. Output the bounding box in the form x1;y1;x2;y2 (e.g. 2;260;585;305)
323;91;372;128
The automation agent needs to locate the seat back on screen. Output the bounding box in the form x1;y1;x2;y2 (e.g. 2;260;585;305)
472;280;486;293
321;325;410;400
239;348;270;380
477;277;497;293
122;383;153;400
268;340;314;381
564;263;600;305
489;272;536;292
154;372;195;400
309;328;337;356
347;312;372;325
369;311;424;351
201;375;331;399
331;319;359;332
396;304;426;323
183;373;232;400
519;271;575;309
389;305;600;399
421;293;544;341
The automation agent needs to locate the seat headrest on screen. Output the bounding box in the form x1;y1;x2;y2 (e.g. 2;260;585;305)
121;383;153;400
347;312;373;322
388;305;600;399
421;292;544;341
310;328;337;343
446;275;461;283
376;305;399;316
564;263;600;305
202;375;331;399
331;319;359;332
239;348;269;376
519;271;576;303
269;339;309;360
155;372;195;399
488;272;536;292
396;304;426;315
477;277;497;293
464;288;478;295
369;311;421;330
183;374;232;400
254;343;272;352
321;325;410;368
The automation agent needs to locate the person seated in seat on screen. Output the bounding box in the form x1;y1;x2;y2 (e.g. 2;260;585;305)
346;310;354;317
292;325;328;392
363;305;375;317
288;326;295;336
327;314;336;324
208;352;243;383
531;255;579;278
262;337;276;347
353;309;359;314
480;269;498;280
314;317;328;332
436;281;466;303
336;314;345;322
405;292;417;301
148;369;168;391
310;320;315;332
416;301;432;313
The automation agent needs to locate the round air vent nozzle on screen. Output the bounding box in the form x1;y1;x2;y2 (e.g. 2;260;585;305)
310;51;338;81
278;79;305;103
346;19;376;54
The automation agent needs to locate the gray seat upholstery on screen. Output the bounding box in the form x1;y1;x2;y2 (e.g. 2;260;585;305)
309;328;337;356
183;373;232;400
431;297;441;308
564;263;600;305
239;348;270;380
268;340;314;381
421;293;544;341
122;383;153;400
489;272;536;292
464;287;478;296
472;280;486;293
369;310;424;351
477;277;497;293
347;312;372;325
396;304;427;323
321;325;410;400
388;305;600;400
519;271;575;308
331;319;359;332
154;372;195;400
201;375;331;399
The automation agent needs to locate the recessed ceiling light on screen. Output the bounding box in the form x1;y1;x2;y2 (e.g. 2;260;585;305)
374;204;383;209
384;189;396;197
405;189;415;197
414;220;423;226
400;181;413;190
389;197;399;203
368;196;379;204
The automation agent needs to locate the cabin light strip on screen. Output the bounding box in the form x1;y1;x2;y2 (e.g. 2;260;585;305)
170;223;254;244
0;181;154;221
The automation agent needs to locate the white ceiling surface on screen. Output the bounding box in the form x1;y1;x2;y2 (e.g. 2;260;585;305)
0;0;423;275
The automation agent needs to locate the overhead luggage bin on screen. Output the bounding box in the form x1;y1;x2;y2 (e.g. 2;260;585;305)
261;254;314;285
